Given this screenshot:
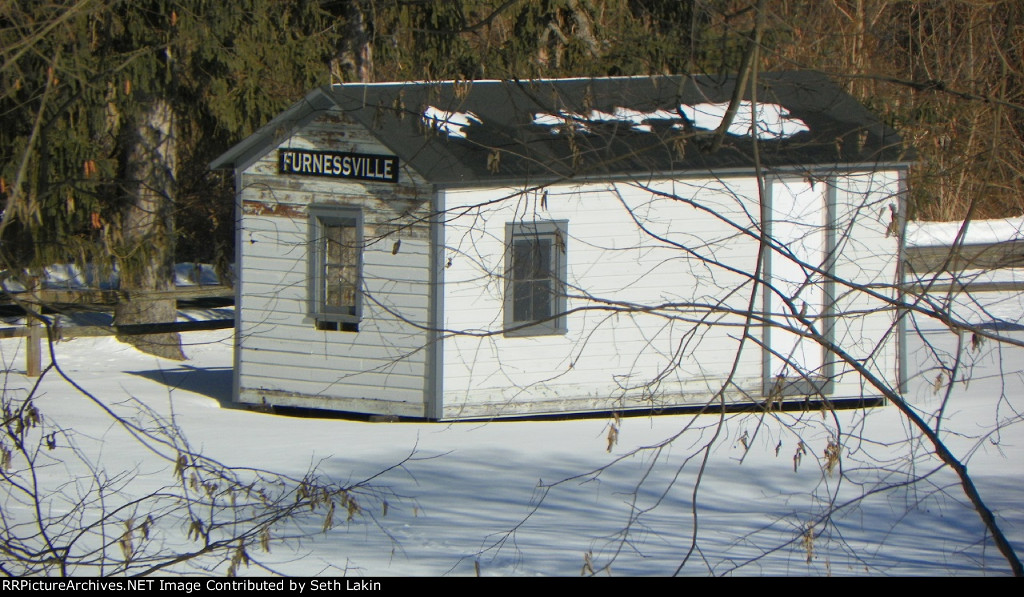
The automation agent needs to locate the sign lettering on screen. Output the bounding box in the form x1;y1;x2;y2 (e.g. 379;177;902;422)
278;149;398;183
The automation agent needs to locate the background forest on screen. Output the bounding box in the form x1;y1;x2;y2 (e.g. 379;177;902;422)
2;0;1022;310
2;1;1023;576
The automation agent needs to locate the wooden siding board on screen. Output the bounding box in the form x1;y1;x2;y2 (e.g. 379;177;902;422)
439;381;764;420
240;326;430;356
441;334;761;398
239;369;427;396
238;387;424;417
241;269;430;303
241;365;425;393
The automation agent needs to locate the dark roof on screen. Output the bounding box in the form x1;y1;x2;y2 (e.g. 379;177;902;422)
213;72;909;185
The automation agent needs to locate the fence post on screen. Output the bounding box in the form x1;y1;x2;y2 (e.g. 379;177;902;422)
26;316;41;377
25;276;42;377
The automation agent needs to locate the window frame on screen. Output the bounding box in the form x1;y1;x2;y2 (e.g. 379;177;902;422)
308;205;363;330
503;220;569;337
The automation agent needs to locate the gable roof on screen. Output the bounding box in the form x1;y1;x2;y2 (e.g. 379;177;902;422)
212;71;908;185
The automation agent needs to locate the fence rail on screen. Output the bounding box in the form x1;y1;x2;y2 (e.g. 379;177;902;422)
902;240;1024;293
2;284;233;308
903;240;1024;273
0;318;235;340
2;318;235;377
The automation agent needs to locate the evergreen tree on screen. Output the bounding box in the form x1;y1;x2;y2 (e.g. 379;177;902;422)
1;0;342;358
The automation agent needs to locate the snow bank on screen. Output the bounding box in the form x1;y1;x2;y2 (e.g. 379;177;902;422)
1;263;228;292
905;216;1024;247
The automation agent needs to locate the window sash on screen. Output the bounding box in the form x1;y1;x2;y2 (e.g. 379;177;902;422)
322;223;358;315
511;238;555;323
505;221;567;336
310;207;362;325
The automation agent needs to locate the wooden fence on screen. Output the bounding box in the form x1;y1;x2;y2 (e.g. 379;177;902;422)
903;239;1024;272
1;284;234;377
902;240;1024;293
2;284;234;308
2;317;235;377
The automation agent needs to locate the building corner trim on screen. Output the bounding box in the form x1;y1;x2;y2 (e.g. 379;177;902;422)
425;187;445;420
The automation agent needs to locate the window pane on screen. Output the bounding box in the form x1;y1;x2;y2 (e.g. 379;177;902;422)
512;280;533;322
531;279;552;319
514;280;554;322
325;225;344;263
512;239;533;280
322;222;358;315
505;222;566;335
513;238;553;280
533;240;552;278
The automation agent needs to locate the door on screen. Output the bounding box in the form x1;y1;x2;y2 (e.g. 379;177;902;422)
765;178;831;396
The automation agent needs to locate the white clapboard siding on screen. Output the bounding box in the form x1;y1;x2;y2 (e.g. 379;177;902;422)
440;178;768;416
437;172;902;417
234;110;434;416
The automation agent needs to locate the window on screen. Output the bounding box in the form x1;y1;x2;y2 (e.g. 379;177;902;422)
504;221;568;336
309;206;362;331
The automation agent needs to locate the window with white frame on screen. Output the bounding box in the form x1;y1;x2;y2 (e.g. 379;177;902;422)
309;206;362;332
504;220;568;336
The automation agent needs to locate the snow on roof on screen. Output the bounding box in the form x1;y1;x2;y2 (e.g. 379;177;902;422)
527;102;809;139
422;106;481;139
682;102;810;139
532;107;683;134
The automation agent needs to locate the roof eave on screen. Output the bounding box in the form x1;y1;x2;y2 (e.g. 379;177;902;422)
431;158;916;189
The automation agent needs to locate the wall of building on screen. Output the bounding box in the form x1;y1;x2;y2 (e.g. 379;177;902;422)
235;110;435;417
440;177;766;418
438;171;903;419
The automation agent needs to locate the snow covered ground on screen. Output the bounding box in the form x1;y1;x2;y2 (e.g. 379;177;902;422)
1;221;1022;577
1;262;226;292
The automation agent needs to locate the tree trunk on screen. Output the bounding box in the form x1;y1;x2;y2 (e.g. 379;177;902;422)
114;97;185;361
333;1;374;82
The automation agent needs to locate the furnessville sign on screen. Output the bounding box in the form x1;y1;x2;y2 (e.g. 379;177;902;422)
278;149;398;183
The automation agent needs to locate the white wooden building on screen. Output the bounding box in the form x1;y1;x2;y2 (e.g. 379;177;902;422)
211;72;910;420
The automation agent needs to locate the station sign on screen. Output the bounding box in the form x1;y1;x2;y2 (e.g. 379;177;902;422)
278;149;398;183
